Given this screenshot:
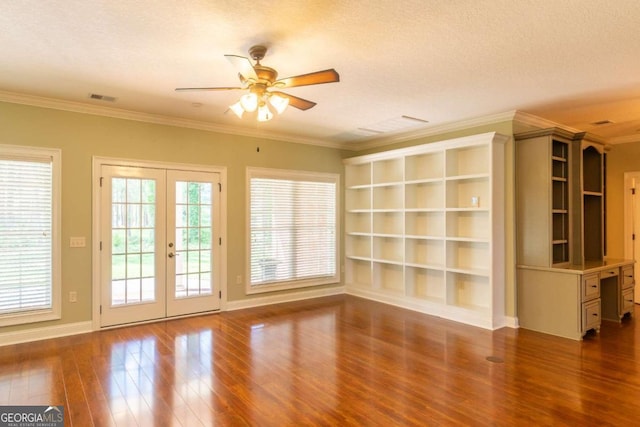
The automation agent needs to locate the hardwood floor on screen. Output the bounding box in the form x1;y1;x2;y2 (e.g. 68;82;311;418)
1;295;640;426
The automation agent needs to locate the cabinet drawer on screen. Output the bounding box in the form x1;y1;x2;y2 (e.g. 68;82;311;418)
582;273;600;301
601;269;618;279
622;265;635;289
582;299;601;332
622;288;635;314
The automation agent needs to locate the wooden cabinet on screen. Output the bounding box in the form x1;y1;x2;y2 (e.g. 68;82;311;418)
516;128;633;340
516;128;581;267
621;264;636;316
516;128;608;266
344;132;507;330
582;299;601;333
518;261;633;340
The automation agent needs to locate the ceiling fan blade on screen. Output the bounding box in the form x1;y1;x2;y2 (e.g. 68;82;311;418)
175;86;242;91
275;69;339;88
271;91;317;110
225;54;258;81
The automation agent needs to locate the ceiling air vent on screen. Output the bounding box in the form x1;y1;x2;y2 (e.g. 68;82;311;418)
360;115;429;134
590;119;614;126
89;93;117;102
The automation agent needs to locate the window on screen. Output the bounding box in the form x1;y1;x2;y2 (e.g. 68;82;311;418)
247;168;339;293
0;145;61;326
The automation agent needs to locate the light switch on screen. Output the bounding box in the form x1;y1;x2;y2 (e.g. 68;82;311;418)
69;237;86;248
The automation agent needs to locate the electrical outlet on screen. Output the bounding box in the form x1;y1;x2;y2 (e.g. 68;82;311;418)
69;237;86;248
236;275;242;285
69;291;77;303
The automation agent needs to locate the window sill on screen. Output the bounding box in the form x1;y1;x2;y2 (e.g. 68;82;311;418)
0;310;61;328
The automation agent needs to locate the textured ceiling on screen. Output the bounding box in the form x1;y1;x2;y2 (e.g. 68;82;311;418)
1;0;640;148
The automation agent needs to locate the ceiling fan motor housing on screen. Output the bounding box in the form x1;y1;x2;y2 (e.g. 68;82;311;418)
254;65;278;85
249;45;268;62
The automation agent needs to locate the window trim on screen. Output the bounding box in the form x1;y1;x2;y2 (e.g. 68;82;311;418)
0;144;61;327
246;167;340;294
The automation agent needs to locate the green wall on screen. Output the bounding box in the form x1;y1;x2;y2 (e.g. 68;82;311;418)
0;101;348;333
1;100;523;335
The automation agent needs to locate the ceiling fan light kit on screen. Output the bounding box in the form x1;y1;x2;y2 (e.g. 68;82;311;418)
240;93;258;112
176;45;339;122
230;88;290;121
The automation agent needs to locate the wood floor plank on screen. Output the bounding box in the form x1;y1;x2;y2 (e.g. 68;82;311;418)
2;295;640;425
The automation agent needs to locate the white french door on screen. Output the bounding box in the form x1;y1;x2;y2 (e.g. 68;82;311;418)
99;165;221;327
166;170;221;317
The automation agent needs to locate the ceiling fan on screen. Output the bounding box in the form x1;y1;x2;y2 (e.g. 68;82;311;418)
175;45;340;121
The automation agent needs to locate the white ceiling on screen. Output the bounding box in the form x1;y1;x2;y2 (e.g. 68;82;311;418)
2;0;640;149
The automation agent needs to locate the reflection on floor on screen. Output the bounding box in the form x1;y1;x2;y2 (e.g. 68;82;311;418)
1;295;640;426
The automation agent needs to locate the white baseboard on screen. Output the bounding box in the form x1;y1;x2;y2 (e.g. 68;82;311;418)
0;321;93;347
346;287;520;331
0;292;516;346
225;286;345;311
504;316;519;329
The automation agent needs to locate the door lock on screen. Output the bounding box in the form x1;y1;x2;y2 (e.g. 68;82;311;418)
168;252;174;258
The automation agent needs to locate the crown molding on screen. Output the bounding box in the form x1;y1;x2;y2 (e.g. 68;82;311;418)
513;111;640;145
345;110;610;152
609;134;640;145
0;90;346;150
4;90;629;150
511;110;583;134
348;110;638;151
347;110;520;151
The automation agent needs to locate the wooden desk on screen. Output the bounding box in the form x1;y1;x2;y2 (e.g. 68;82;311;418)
517;259;635;340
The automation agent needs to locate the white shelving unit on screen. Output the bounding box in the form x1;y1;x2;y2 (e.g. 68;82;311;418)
343;132;507;329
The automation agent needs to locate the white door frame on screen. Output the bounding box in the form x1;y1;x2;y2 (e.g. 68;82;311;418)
623;171;640;303
92;156;227;330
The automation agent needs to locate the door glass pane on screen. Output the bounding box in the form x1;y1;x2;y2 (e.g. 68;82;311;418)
112;230;126;254
141;229;154;252
112;178;126;203
200;273;212;293
127;229;141;253
142;204;155;228
175;181;213;299
176;228;187;251
176;181;187;204
111;178;156;306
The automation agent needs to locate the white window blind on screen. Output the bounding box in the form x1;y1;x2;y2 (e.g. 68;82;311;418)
248;168;339;292
0;145;61;326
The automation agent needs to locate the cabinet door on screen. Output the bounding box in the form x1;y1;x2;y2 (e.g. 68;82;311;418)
582;299;601;332
581;273;600;302
622;288;634;314
622;265;634;289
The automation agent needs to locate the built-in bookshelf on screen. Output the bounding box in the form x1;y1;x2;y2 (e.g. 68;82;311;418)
513;129;629;340
582;144;604;261
515;129;606;267
551;139;570;265
343;132;507;329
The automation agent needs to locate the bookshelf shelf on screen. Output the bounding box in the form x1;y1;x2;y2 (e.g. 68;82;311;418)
343;132;507;329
